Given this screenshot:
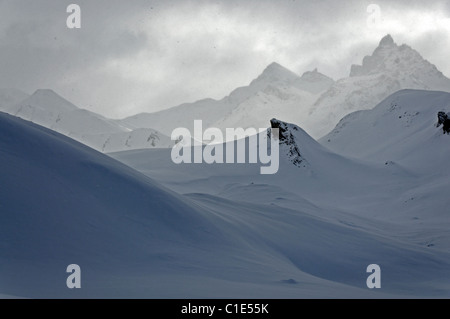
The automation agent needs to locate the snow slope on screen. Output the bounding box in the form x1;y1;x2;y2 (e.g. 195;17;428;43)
3;111;450;298
112;115;450;297
320;90;450;233
0;112;229;298
321;89;450;168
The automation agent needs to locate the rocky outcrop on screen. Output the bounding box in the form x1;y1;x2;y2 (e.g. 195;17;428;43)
270;118;304;167
437;111;450;134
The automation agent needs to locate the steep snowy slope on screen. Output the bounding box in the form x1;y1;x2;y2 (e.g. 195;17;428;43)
120;63;334;137
321;89;450;168
4;89;172;152
307;35;450;138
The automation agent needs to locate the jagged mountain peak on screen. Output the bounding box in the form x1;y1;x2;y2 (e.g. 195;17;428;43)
264;62;291;73
347;34;450;83
31;89;68;100
24;89;78;111
349;34;431;78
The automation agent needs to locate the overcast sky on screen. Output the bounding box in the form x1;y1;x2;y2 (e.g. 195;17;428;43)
0;0;449;118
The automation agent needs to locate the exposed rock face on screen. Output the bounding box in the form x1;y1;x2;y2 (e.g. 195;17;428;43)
437;112;450;134
437;112;447;126
270;118;304;167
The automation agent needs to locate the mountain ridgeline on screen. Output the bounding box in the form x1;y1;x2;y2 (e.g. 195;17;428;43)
1;35;450;152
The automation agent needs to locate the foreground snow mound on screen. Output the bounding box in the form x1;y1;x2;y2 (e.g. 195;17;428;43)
0;112;225;298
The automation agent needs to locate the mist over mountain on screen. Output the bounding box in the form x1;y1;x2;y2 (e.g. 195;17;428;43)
121;34;450;140
0;89;173;152
307;35;450;137
1;35;449;150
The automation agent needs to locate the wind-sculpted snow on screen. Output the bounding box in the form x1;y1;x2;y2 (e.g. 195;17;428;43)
112;115;450;298
0;112;230;297
3;111;450;298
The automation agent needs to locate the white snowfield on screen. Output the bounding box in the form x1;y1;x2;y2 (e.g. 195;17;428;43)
2;87;450;298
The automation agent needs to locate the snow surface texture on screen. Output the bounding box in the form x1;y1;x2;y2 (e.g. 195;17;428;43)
3;99;450;297
110;90;450;298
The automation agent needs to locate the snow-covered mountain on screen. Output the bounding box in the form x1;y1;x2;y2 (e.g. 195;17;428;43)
306;35;450;137
4;35;448;150
3;89;173;152
321;89;450;169
120;63;335;137
212;67;334;137
122;35;450;140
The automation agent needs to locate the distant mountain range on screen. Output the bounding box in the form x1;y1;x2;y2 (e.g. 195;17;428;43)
1;34;450;151
0;89;174;152
120;34;450;140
